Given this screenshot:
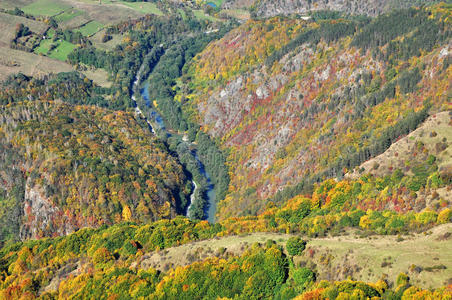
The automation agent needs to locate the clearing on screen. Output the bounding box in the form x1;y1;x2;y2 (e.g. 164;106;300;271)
46;40;76;61
133;224;452;289
89;29;123;51
0;12;48;45
22;0;71;16
74;20;104;36
0;46;73;81
118;1;163;15
53;9;84;23
81;68;112;88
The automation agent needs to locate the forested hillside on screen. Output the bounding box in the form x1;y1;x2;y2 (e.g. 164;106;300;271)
182;4;452;218
0;101;189;242
1;217;451;298
222;0;443;17
0;72;110;107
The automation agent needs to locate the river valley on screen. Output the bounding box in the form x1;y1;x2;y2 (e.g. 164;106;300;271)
131;73;217;223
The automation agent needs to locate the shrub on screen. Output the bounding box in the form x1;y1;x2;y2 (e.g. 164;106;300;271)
396;273;409;286
93;247;114;264
437;208;452;224
286;237;307;256
292;267;316;288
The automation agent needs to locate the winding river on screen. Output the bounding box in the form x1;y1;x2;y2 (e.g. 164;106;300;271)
131;74;217;223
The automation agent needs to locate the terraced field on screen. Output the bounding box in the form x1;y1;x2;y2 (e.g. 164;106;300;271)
118;1;163;15
0;47;73;81
22;0;70;16
75;20;104;36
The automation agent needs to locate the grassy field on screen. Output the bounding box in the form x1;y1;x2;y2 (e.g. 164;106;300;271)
75;20;103;36
193;9;219;21
81;68;112;87
7;0;148;25
307;224;452;289
59;14;91;30
53;8;83;23
0;0;152;85
0;46;73;81
33;25;76;61
22;0;71;16
0;10;74;80
134;232;291;271
34;38;53;55
71;0;163;16
119;1;163;15
47;40;76;60
0;0;33;10
89;29;123;51
0;12;48;45
0;0;138;83
133;224;452;289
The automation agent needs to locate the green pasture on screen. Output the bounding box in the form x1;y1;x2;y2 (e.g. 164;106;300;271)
22;0;70;16
54;9;83;23
75;20;103;36
193;9;218;22
47;40;76;60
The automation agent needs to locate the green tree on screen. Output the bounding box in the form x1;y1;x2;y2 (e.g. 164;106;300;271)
286;237;307;256
292;267;315;288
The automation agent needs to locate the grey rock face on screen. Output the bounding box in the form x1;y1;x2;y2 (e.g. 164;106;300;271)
223;0;438;18
20;180;73;240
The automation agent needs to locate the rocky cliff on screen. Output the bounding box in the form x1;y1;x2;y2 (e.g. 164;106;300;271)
222;0;441;17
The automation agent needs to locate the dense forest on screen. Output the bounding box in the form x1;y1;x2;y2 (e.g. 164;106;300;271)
0;101;189;242
0;72;109;107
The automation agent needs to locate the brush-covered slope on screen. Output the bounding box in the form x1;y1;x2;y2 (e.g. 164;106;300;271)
1;217;451;299
222;0;443;17
0;101;189;242
181;4;452;218
346;111;452;208
348;111;452;179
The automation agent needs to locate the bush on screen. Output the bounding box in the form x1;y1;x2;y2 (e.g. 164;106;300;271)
292;267;316;288
93;247;114;264
396;273;409;286
286;237;307;256
101;34;112;43
437;208;452;224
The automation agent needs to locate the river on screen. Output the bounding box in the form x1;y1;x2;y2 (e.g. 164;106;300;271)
131;75;217;223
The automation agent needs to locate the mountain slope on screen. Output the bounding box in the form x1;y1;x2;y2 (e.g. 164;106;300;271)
222;0;443;17
0;101;189;241
181;4;452;218
0;217;450;298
